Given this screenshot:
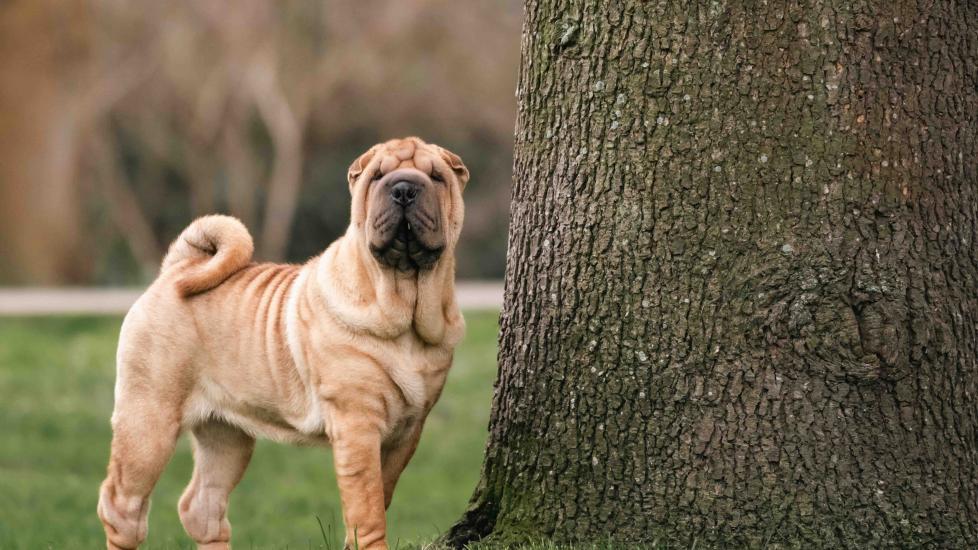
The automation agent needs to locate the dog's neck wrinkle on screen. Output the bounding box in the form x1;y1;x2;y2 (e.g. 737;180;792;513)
311;235;411;339
412;253;465;346
311;233;460;346
392;271;420;303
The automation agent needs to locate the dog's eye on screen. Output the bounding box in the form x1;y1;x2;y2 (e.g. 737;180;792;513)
372;171;383;182
431;171;444;183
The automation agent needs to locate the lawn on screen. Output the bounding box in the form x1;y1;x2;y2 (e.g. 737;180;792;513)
0;311;500;550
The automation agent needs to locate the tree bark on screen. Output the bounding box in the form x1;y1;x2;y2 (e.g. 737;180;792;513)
448;0;978;547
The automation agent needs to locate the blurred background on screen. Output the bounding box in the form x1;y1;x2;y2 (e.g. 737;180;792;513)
0;1;517;547
0;0;520;286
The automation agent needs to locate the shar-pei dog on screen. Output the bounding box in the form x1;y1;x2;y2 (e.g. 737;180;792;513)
97;137;469;550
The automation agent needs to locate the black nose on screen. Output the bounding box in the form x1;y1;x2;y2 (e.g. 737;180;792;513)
390;180;419;206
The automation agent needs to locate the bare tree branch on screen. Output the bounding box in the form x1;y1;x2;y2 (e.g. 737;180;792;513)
249;48;307;262
89;128;163;277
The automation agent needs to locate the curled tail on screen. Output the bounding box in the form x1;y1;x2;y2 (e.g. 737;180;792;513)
162;215;254;297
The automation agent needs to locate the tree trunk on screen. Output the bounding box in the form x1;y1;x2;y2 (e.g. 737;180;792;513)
448;0;978;547
0;0;91;284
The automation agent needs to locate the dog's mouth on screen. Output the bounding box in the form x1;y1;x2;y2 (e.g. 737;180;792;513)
369;217;444;272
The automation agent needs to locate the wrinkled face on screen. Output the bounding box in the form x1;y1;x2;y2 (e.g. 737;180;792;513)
347;138;469;272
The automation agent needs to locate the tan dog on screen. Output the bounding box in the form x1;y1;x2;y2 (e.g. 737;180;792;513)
97;137;468;550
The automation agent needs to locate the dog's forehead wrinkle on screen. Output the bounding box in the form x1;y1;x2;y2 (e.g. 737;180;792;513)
393;140;415;161
414;154;433;174
379;155;398;174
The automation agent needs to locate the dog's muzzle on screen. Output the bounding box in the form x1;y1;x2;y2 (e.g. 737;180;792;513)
369;169;445;271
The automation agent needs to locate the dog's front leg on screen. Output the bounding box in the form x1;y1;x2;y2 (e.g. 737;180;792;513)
331;420;388;550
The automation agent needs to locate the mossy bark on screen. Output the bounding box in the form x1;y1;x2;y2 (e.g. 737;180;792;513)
448;0;978;547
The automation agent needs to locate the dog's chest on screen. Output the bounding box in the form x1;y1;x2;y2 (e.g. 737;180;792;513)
382;339;446;407
290;321;453;439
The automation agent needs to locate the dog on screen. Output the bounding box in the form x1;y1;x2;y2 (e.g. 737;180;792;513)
97;137;468;550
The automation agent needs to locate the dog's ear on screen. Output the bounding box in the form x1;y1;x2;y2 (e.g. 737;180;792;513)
438;146;470;189
347;145;379;190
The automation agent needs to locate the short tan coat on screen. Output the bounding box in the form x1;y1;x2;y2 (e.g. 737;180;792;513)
97;137;468;550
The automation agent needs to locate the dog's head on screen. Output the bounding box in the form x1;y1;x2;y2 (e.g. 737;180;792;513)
347;137;469;272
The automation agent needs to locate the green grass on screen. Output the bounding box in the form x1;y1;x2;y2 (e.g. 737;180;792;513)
0;311;500;550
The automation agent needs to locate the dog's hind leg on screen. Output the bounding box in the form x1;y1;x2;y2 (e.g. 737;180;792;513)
98;401;181;550
178;419;255;550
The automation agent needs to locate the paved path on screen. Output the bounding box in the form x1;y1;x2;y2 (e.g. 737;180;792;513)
0;282;503;316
